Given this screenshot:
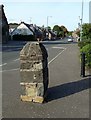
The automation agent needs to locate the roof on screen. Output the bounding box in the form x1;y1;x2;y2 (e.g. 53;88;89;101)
9;23;19;29
0;4;8;27
23;22;34;34
10;22;44;38
48;30;56;36
0;4;4;13
11;22;35;35
34;27;42;36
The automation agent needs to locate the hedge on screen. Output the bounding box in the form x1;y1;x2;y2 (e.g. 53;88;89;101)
78;38;91;49
80;44;91;68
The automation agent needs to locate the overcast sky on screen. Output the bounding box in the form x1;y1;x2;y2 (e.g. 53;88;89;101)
1;0;90;31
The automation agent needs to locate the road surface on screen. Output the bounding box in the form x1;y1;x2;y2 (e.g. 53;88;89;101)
0;40;90;118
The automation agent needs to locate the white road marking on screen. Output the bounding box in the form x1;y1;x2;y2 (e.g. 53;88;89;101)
0;58;20;72
13;58;20;62
0;63;7;67
0;68;19;72
1;46;67;72
52;46;66;49
48;48;66;65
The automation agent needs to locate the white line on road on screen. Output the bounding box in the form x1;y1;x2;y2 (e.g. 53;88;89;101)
0;63;7;67
0;68;19;72
52;46;66;49
13;58;20;62
1;47;67;72
0;58;20;72
48;48;66;65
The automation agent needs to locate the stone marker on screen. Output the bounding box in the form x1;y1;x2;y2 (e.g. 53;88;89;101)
20;42;49;103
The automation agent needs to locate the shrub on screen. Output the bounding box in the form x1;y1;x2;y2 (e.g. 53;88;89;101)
80;44;91;68
78;38;91;49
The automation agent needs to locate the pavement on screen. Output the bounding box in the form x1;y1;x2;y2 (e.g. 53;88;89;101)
1;41;91;118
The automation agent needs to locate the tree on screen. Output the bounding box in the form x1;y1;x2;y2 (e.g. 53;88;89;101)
53;25;68;38
78;23;91;68
53;25;61;37
80;44;91;68
60;25;68;33
45;26;51;31
53;25;60;33
60;25;68;37
48;26;51;30
82;23;91;40
68;31;73;36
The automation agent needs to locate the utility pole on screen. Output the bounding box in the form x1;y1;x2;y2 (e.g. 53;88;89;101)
89;1;91;23
46;16;52;38
47;16;52;31
80;0;84;41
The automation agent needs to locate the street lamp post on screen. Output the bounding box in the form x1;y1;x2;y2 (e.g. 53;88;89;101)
47;16;48;31
46;16;52;39
47;16;52;31
80;0;84;41
79;17;82;41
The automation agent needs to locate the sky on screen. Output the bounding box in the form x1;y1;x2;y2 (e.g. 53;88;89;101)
0;0;90;31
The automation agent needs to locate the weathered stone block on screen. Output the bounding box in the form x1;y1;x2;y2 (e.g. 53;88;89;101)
20;83;44;96
20;42;49;103
20;42;43;61
20;95;33;102
20;82;44;103
33;96;44;103
20;95;44;103
20;70;43;83
20;61;43;70
25;83;37;97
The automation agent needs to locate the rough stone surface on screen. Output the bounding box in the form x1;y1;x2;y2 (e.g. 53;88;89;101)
20;42;49;103
20;70;43;83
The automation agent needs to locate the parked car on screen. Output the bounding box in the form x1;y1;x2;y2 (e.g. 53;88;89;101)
68;38;73;42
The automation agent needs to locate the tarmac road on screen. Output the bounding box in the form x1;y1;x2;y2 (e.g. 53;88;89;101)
0;40;90;118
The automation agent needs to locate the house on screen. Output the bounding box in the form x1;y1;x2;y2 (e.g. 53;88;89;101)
11;22;35;41
0;4;9;44
47;30;57;40
38;27;47;41
33;25;43;41
72;28;80;42
11;22;45;41
9;23;19;35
